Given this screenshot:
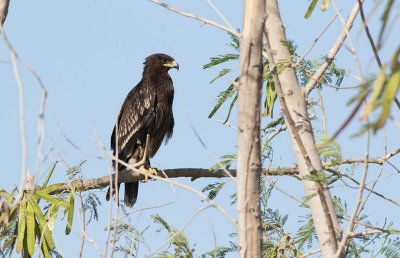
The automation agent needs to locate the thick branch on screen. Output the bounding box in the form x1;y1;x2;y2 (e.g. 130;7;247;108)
0;149;398;215
49;146;399;194
265;0;344;256
236;0;266;256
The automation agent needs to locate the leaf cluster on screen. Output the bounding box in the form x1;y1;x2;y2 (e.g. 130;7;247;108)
0;163;74;258
152;214;195;258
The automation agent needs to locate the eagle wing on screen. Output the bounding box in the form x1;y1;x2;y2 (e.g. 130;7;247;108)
111;79;156;164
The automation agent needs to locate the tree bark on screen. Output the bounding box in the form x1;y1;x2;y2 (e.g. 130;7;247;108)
0;0;9;27
264;0;343;257
236;0;266;257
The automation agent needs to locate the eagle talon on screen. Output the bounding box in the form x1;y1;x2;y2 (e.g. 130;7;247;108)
140;166;159;182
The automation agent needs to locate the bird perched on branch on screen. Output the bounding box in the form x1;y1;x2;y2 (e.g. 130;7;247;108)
106;53;179;207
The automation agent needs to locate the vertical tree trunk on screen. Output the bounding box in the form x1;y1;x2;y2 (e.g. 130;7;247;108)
264;0;343;257
236;0;265;257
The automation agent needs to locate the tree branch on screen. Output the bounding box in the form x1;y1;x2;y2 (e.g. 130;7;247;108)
149;0;239;37
303;0;363;96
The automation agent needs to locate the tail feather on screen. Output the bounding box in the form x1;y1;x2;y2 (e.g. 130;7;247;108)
124;182;139;207
106;183;121;202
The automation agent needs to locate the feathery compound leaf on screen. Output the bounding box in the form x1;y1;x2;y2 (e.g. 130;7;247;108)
26;202;36;256
16;201;26;253
29;199;55;250
65;194;74;235
152;214;171;233
210;68;232;84
381;237;400;258
316;135;342;163
208;83;236;119
203;54;239;69
202;181;227;200
295;217;315;250
222;94;238;123
375;71;400;131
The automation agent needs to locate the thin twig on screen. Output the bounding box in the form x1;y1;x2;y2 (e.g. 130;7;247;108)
332;0;363;81
1;26;48;173
300;248;321;258
206;0;235;31
334;123;370;257
294;14;338;67
317;88;327;134
149;205;213;257
149;0;239;37
304;0;364;96
2;27;28;182
78;193;86;258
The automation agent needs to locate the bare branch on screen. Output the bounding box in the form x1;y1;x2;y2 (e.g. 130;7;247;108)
149;0;239;37
334;123;370;257
294;13;338;67
206;0;235;32
304;0;364;96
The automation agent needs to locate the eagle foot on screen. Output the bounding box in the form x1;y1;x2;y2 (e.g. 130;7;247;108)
140;166;159;182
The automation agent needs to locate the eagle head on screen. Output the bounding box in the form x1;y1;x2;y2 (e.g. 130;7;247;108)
144;53;179;72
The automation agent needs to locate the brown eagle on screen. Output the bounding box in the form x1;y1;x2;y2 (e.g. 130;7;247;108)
106;53;179;206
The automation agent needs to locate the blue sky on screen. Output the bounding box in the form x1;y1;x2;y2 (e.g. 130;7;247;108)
1;1;400;257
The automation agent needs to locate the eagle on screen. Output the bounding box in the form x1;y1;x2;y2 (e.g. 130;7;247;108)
106;53;179;207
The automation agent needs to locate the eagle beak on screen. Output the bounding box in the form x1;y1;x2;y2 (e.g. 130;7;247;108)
164;60;179;70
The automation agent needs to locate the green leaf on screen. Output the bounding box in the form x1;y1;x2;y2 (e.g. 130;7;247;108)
304;0;318;18
16;200;26;253
375;70;400;130
40;232;51;258
34;190;69;208
45;203;60;231
65;194;75;235
41;162;58;189
263;79;277;117
26;201;36;256
222;93;238;123
321;0;330;11
210;68;232;84
360;68;386;120
29;199;55;250
39;183;67;195
208;83;236;119
202;181;227;200
203;54;239;69
316;135;342;163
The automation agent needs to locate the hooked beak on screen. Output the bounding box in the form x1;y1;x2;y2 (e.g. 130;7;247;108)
164;60;179;70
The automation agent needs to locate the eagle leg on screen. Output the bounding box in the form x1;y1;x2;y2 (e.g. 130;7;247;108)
138;134;158;182
139;166;158;182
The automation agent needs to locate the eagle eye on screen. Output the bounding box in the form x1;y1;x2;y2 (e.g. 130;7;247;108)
162;58;168;63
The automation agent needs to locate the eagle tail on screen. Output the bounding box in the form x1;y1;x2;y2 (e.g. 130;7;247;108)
106;183;121;203
124;182;139;207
